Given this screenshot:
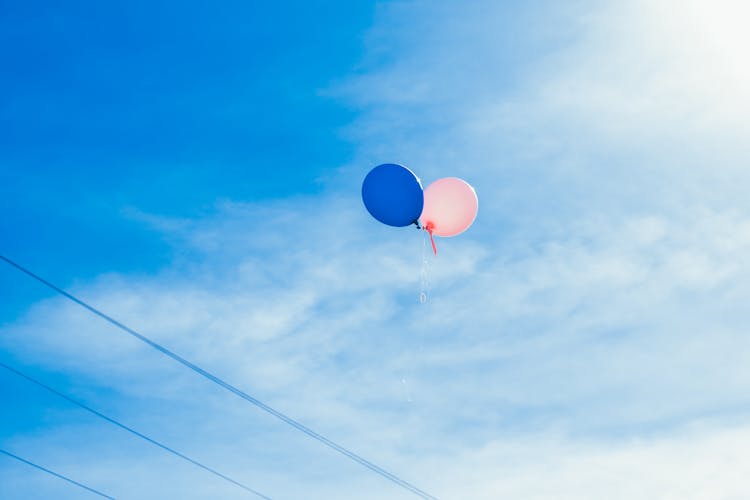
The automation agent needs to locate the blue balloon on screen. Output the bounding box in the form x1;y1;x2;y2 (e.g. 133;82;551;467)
362;164;424;227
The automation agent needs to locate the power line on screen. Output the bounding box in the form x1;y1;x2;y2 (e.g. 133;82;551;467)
0;361;270;499
0;255;437;499
0;448;115;499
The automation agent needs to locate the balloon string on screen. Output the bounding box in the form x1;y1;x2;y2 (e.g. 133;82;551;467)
419;231;431;304
425;224;437;255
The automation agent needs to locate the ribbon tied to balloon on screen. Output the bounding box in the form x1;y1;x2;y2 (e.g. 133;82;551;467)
361;163;478;254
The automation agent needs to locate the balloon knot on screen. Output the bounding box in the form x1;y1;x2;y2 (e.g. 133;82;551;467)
425;222;437;255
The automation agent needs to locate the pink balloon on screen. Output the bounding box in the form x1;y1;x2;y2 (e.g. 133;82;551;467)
420;177;478;237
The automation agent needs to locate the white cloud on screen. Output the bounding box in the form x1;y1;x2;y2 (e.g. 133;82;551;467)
431;420;750;499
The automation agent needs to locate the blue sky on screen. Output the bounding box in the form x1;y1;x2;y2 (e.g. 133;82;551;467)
3;0;750;498
0;1;369;285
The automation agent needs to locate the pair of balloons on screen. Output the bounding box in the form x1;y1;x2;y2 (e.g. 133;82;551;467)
361;163;478;254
